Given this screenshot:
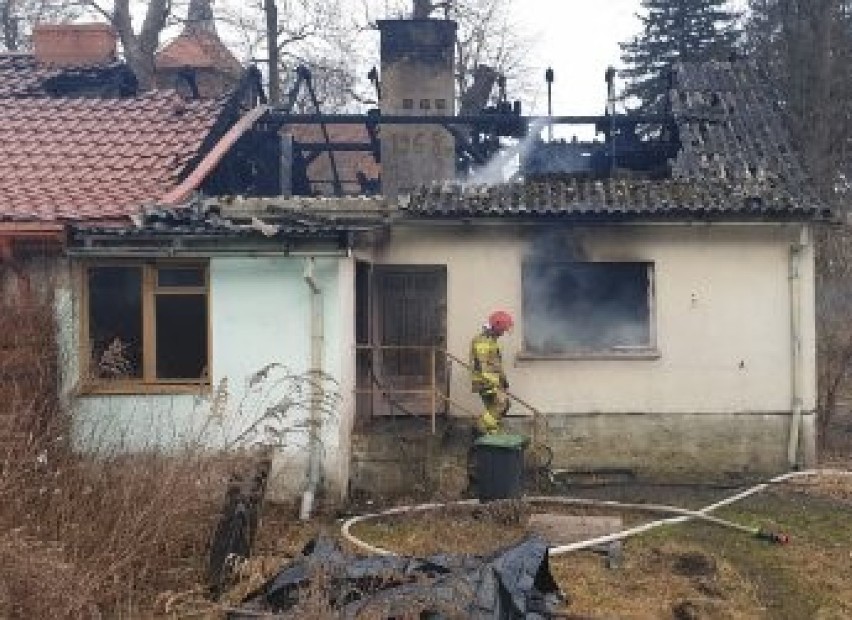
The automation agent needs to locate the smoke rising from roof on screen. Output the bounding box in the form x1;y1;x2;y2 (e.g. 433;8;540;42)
463;119;548;185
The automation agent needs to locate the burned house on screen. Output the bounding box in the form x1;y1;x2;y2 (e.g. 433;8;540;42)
0;11;832;504
353;57;829;492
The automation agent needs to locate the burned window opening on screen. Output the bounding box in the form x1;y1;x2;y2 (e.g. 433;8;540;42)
85;263;209;386
88;266;143;379
522;261;653;354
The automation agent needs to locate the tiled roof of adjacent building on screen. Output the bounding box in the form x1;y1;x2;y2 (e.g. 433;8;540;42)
0;52;136;97
405;60;830;221
0;92;227;222
156;31;242;75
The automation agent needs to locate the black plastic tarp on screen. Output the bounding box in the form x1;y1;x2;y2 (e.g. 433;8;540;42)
231;536;563;619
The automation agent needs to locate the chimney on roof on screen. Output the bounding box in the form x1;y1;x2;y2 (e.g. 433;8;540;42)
378;17;457;198
184;0;217;35
33;23;117;67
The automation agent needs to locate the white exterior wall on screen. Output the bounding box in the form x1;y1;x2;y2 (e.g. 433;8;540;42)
60;256;356;502
366;222;817;475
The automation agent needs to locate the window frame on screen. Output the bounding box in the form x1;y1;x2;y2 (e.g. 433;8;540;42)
518;260;660;361
78;260;211;394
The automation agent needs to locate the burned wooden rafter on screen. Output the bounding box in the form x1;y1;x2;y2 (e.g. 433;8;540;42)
282;66;345;196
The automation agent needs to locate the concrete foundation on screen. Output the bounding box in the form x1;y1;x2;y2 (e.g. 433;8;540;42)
351;411;817;497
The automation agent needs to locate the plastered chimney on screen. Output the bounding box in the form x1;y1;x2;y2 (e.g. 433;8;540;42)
33;23;117;67
378;18;457;198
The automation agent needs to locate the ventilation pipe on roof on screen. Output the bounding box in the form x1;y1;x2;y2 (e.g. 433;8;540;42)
787;226;808;468
300;257;324;521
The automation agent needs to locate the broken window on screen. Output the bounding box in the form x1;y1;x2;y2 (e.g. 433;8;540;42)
522;261;654;354
85;263;209;385
88;266;143;379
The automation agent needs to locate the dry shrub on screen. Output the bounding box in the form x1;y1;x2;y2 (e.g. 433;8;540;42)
0;530;98;618
0;268;247;617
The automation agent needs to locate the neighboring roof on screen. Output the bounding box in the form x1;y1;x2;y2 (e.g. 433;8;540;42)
406;60;829;221
0;92;227;222
156;31;242;75
287;124;380;195
0;52;135;97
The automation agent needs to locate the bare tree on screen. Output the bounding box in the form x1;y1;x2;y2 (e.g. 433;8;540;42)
744;0;852;447
360;0;533;109
81;0;175;89
216;0;362;111
449;0;532;108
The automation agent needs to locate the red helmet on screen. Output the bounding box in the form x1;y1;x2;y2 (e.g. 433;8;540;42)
488;310;514;333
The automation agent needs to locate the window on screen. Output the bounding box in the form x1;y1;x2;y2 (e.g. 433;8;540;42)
84;263;209;389
435;99;447;111
402;98;414;110
522;261;655;355
419;98;431;110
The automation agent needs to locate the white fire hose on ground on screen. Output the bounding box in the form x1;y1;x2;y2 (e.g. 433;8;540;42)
341;469;852;557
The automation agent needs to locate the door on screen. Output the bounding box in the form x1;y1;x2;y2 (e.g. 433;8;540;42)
372;265;447;416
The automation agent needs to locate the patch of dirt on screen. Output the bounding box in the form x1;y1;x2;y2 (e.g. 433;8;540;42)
672;551;718;577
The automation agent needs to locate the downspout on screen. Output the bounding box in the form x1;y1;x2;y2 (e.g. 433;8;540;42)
300;257;324;520
787;226;808;468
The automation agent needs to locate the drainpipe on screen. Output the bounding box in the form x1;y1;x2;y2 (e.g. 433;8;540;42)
787;226;808;468
300;257;324;520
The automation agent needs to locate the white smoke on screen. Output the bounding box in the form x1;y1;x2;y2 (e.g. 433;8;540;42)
462;118;549;186
522;229;651;353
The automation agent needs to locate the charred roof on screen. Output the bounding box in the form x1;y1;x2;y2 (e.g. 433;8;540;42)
406;60;828;221
0;52;137;98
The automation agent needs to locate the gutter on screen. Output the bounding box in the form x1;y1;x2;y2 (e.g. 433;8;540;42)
787;225;808;467
300;257;324;521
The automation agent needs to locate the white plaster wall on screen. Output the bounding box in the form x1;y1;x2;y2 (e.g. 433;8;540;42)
65;256;356;502
369;223;816;419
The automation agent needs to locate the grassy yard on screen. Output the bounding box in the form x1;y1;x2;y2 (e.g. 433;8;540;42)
225;472;852;620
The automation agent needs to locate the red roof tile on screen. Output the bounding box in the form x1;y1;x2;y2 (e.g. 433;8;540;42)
156;31;242;75
0;91;226;222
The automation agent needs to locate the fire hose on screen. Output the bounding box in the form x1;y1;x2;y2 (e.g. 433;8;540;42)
341;469;852;557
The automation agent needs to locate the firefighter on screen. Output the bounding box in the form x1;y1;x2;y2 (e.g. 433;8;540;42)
470;310;514;435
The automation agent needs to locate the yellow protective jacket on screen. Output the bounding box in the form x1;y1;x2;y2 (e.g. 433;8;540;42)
470;330;506;394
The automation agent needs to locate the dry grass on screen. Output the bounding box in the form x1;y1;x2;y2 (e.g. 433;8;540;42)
344;480;852;619
0;288;248;618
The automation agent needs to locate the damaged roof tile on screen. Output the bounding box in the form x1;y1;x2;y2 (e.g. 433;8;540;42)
405;61;829;221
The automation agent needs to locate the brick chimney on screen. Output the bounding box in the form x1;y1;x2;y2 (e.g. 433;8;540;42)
33;24;117;67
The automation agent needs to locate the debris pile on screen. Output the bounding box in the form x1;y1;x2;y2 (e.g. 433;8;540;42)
231;536;563;619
